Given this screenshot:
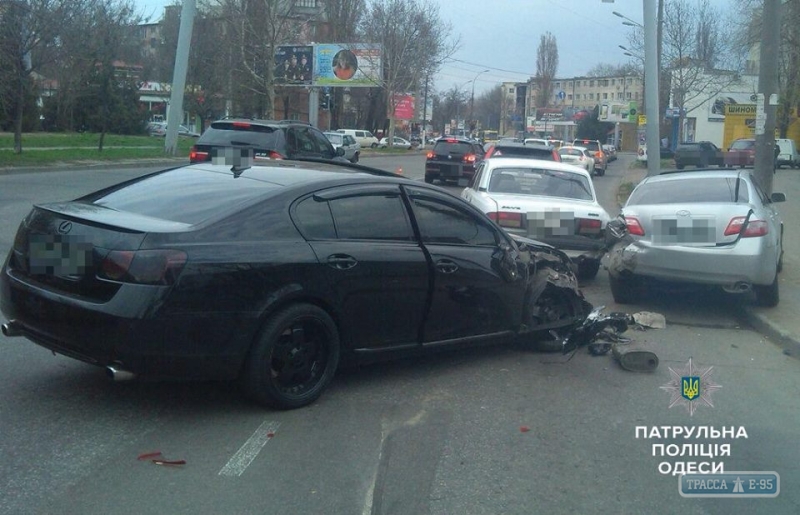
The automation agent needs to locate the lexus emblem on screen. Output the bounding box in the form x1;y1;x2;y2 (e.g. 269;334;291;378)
57;221;73;234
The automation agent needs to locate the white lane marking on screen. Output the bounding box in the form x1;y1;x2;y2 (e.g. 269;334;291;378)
218;420;280;477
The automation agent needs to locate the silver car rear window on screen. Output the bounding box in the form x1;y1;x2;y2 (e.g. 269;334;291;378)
628;177;749;205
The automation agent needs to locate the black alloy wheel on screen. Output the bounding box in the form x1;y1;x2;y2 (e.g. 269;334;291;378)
241;304;340;409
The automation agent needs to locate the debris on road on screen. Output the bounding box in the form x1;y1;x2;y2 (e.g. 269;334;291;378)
137;451;186;466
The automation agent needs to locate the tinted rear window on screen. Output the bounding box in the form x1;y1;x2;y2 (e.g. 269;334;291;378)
90;168;276;224
491;145;555;160
198;123;280;148
434;141;472;154
627;177;750;205
730;140;754;150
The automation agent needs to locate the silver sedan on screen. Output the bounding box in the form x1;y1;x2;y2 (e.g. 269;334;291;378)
606;170;785;306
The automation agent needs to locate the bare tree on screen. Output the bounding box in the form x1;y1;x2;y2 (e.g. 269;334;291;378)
473;84;502;130
359;0;458;143
657;0;743;141
209;0;320;119
535;32;558;108
0;0;75;152
587;62;641;78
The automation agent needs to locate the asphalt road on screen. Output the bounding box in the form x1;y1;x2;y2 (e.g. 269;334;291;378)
0;156;798;515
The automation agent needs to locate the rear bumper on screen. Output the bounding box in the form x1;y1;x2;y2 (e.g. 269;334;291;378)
1;264;250;381
605;238;777;287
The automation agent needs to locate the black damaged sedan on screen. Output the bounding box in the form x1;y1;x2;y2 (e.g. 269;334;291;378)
1;159;590;409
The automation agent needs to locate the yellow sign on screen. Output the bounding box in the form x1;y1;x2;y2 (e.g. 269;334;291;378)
638;115;647;126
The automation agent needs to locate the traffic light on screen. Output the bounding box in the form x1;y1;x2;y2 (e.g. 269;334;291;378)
320;93;330;110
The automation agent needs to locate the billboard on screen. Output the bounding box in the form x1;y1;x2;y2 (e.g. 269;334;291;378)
314;44;382;86
393;94;415;120
274;45;313;86
708;92;757;122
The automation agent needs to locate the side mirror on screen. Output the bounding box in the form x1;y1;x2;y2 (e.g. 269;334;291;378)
771;192;786;203
335;146;345;157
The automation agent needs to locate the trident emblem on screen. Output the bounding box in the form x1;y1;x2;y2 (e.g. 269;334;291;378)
682;376;700;401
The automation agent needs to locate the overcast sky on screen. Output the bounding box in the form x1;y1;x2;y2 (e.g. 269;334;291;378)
134;0;737;96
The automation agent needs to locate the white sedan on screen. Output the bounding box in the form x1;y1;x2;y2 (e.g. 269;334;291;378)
558;145;595;173
378;136;413;149
461;157;611;279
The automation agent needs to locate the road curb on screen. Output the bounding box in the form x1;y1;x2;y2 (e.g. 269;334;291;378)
737;307;800;357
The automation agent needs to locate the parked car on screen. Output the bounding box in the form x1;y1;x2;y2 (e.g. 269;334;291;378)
378;136;413;149
189;119;347;164
726;138;756;168
606;170;785;306
147;122;200;138
0;159;591;409
484;141;561;162
424;136;486;184
461;157;611;280
775;138;799;169
324;131;361;163
673;141;725;169
572;139;606;176
336;129;380;148
557;146;595;173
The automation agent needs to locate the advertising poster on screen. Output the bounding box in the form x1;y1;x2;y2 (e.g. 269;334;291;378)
707;92;756;122
314;44;382;86
393;94;415;120
274;45;313;86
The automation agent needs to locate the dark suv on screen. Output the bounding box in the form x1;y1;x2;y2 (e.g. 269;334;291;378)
189;119;346;164
424;137;486;184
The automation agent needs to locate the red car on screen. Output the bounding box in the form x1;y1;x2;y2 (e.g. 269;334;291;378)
725;138;756;167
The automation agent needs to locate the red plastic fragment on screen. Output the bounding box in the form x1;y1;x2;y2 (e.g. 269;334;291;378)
267;432;275;438
520;426;531;433
137;451;163;461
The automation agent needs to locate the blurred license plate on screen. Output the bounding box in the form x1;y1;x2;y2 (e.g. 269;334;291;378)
527;211;575;237
652;217;716;245
29;235;93;276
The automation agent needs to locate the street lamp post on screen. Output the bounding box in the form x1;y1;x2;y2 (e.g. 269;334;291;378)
469;69;490;133
613;7;660;176
454;79;474;134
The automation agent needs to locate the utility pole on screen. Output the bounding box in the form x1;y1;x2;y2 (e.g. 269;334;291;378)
165;0;196;156
754;0;780;194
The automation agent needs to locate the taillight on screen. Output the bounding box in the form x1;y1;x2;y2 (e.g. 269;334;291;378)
189;147;209;162
426;151;435;159
724;217;769;237
232;121;251;128
624;216;645;236
595;151;603;159
488;212;523;228
577;218;602;235
99;249;187;285
267;150;284;160
463;153;476;163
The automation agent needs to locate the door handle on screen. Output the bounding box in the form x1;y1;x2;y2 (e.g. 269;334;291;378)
327;254;358;270
435;259;459;274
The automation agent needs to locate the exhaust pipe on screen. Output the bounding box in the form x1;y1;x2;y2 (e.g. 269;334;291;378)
106;365;137;382
723;282;752;294
2;320;22;337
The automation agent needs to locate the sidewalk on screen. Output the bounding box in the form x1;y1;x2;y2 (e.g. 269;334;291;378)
738;170;800;356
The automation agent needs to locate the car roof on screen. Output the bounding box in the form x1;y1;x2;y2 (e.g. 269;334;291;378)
648;169;754;182
484;156;592;177
493;141;553;149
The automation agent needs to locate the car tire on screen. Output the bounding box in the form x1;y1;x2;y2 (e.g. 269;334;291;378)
676;164;685;170
754;273;779;307
609;274;639;304
424;175;435;184
371;143;378;148
577;260;601;280
240;304;340;409
597;168;605;176
351;152;359;163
